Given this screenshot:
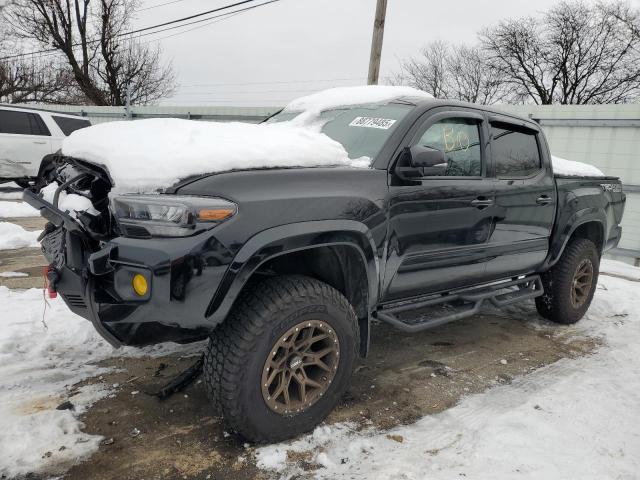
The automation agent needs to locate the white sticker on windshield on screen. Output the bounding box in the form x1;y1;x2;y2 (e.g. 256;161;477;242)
349;117;396;129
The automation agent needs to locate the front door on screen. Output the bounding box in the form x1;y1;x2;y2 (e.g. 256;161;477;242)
382;110;497;302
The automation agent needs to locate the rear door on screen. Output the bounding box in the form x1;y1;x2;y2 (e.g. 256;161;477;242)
0;109;52;178
483;117;556;280
382;109;497;301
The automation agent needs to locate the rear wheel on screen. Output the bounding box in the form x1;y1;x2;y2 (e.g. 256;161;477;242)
203;275;358;442
536;238;600;324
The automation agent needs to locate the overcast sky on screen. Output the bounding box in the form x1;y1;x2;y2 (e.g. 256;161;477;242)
131;0;626;106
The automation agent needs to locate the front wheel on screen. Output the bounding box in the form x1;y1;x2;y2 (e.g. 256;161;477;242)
536;238;600;324
203;275;359;442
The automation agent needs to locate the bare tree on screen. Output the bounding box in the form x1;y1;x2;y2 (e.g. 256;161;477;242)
480;0;640;104
391;40;450;98
446;44;509;104
3;0;175;105
390;40;508;104
0;57;79;103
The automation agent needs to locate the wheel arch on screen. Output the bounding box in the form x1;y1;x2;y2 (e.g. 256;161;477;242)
206;221;379;357
544;210;606;270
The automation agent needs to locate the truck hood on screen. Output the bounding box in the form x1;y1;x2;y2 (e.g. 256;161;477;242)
60;117;368;193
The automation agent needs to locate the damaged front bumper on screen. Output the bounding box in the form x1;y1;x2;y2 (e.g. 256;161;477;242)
24;188;234;347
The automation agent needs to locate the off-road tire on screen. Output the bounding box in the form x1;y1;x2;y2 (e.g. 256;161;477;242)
536;238;600;324
203;275;359;442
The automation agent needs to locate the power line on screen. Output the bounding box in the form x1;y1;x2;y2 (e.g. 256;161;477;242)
0;0;278;61
171;86;361;95
132;0;279;39
138;8;245;42
177;77;366;88
126;0;261;36
138;0;191;12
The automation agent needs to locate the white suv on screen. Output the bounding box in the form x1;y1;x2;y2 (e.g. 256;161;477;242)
0;105;91;185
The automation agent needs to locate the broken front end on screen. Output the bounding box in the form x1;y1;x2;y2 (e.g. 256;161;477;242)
25;154;236;347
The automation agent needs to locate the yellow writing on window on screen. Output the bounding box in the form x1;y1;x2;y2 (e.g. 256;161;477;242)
442;126;470;153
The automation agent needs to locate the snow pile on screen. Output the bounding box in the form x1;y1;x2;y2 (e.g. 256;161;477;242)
0;200;39;218
41;183;99;217
0;191;24;200
283;85;432;120
257;272;640;479
0;287;199;478
62;119;357;192
552;155;605;177
0;271;28;278
0;221;41;250
600;258;640;281
0;287;114;477
0;184;24;198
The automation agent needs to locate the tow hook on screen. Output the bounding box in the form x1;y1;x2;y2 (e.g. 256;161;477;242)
44;265;60;299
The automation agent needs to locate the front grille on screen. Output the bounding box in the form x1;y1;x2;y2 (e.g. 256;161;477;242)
62;293;87;309
41;226;66;269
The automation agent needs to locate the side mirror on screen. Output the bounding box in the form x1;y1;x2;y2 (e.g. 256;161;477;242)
394;146;447;180
408;145;446;168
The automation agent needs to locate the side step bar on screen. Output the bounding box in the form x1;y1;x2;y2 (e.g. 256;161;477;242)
375;275;543;333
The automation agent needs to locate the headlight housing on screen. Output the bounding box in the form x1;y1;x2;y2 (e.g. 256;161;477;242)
111;194;237;238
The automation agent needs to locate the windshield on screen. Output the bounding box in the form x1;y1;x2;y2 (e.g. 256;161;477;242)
267;103;412;161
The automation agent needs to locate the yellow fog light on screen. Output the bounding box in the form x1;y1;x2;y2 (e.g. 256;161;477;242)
132;274;148;296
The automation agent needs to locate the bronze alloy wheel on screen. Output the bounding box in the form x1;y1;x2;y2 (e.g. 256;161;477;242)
571;258;594;308
261;320;340;415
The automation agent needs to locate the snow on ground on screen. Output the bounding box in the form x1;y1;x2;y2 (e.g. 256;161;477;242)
601;258;640;281
0;287;199;478
552;155;605;177
0;183;23;199
0;271;29;278
0;200;39;217
62;119;358;192
0;221;41;250
257;272;640;479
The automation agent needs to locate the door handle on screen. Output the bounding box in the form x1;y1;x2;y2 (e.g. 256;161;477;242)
536;195;553;206
33;141;47;145
470;197;494;209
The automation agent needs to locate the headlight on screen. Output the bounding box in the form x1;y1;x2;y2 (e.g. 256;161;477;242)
111;194;237;238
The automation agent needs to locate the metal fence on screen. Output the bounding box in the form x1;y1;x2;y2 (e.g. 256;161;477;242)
15;102;640;264
16;103;280;124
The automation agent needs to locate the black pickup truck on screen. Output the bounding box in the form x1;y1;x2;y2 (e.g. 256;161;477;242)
24;95;625;442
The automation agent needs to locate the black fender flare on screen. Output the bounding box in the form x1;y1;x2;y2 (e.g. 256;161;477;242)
205;220;380;329
543;207;606;270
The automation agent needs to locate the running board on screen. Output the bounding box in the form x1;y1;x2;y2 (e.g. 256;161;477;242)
375;275;543;333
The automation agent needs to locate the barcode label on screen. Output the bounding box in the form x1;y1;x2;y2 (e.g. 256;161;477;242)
349;117;397;129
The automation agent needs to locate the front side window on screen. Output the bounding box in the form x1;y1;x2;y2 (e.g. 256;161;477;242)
491;124;541;177
414;118;482;176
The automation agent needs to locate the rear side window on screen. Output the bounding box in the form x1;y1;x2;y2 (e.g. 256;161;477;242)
52;115;91;136
491;124;541;177
0;110;50;136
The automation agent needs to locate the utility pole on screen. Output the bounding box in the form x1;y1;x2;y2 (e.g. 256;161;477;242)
125;84;132;120
367;0;387;85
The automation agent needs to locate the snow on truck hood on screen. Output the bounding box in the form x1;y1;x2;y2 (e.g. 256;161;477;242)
61;118;362;192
